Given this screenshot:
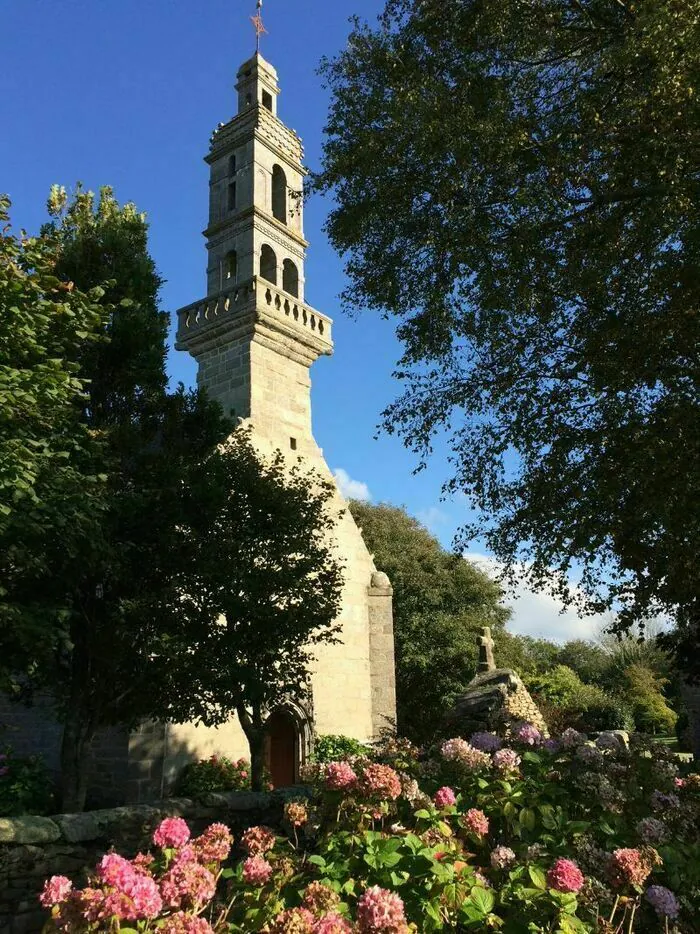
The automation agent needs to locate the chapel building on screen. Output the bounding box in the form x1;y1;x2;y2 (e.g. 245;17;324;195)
168;51;397;788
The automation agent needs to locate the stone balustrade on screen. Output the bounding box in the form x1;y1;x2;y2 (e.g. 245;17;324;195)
175;277;332;349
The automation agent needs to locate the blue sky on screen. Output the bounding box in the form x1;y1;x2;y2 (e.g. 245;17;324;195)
2;0;606;642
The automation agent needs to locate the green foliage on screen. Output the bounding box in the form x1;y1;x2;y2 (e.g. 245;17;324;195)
312;734;371;764
41;730;700;931
348;501;510;743
530;665;634;733
623;664;678;735
1;187;233;810
162;428;344;790
316;0;700;658
0;748;54;817
0;194;111;688
529;666;601;708
173;754;252;798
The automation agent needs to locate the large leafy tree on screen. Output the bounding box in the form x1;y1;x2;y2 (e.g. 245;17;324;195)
316;2;700;662
0;194;110;685
349;501;510;742
162;430;344;791
1;187;232;810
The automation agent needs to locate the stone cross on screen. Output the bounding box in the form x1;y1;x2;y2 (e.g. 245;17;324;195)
477;627;496;673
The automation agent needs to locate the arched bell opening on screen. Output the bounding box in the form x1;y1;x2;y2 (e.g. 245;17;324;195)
259;243;277;285
282;259;299;298
272;165;287;224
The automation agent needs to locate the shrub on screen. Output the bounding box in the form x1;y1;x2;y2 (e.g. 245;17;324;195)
312;734;371;764
40;729;700;932
624;664;678;735
172;754;251;797
0;747;55;817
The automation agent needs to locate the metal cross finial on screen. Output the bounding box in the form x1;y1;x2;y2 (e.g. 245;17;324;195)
251;0;267;52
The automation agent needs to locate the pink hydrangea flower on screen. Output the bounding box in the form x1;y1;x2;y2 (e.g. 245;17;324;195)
490;846;516;870
96;853;137;889
268;907;316;933
547;858;584;893
515;723;542;746
153;816;191;849
119;874;163;920
463;808;489;837
193;822;233;863
440;738;491;771
359;764;402;800
242;855;273;886
492;748;521;773
160;860;216;910
356;886;408;933
39;875;73;908
608;848;657;888
646;885;680;919
433;786;456;809
285;800;310;826
241;825;276;855
303;881;340;915
314;912;354;933
325;761;358;791
75;887;107;923
160;911;216;934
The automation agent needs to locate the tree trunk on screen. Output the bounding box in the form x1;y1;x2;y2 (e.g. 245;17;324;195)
59;708;95;812
237;703;266;793
59;613;98;813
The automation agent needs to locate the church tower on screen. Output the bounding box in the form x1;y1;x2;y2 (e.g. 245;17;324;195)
174;45;397;782
176;52;327;451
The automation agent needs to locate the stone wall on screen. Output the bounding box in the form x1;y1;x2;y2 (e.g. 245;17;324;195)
0;790;294;934
0;698;130;809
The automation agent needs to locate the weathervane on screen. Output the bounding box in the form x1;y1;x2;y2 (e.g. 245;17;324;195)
251;0;267;52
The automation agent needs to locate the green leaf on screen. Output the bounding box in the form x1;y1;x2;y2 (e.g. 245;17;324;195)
528;866;548;890
470;886;495;915
519;807;536;831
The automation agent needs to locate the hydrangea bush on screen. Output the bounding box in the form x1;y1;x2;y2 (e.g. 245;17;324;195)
173;755;252;798
41;728;699;932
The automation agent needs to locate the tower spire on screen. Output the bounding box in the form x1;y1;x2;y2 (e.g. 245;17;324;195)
251;0;267;53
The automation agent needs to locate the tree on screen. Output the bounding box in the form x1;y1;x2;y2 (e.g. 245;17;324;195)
623;664;677;735
315;1;700;661
349;501;510;742
1;187;232;810
0;193;110;691
159;429;345;791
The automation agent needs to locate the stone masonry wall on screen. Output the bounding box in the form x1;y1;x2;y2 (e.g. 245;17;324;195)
0;790;296;934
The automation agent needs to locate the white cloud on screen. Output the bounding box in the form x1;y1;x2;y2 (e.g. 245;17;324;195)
466;553;611;644
417;506;449;533
333;468;372;502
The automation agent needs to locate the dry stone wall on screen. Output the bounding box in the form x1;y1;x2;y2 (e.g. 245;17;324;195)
0;790;296;934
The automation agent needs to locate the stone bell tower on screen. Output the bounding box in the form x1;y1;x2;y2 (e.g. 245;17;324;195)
174;48;397;770
176;53;328;451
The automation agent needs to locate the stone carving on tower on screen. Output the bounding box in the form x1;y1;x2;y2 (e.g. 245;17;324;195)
174;42;397;774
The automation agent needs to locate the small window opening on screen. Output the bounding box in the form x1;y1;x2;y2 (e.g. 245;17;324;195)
290;438;297;451
272;165;287;224
246;92;252;107
282;259;299;298
262;90;273;111
227;182;237;211
260;244;277;284
224;250;237;283
228;154;236;176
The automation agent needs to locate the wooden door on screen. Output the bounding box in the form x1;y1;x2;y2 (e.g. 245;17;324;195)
265;709;297;788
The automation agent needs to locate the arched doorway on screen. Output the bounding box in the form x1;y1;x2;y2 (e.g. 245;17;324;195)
265;708;298;788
